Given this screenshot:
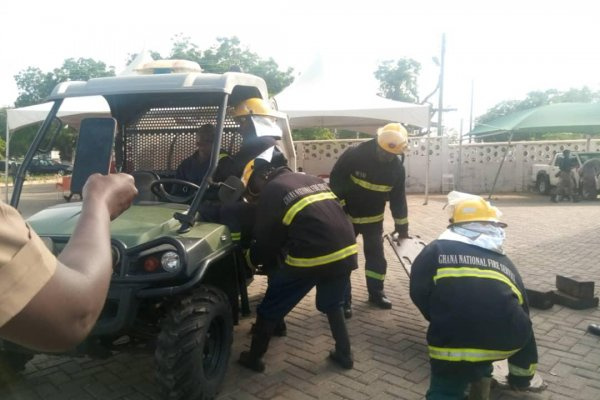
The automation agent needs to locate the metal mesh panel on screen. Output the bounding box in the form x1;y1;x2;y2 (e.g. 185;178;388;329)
123;106;241;175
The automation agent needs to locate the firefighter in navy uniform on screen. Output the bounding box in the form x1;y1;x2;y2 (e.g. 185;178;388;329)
409;194;538;400
329;123;409;315
237;161;358;372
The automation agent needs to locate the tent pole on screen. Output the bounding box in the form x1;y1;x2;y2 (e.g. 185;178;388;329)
457;120;463;191
488;132;513;200
4;119;8;202
423;131;430;205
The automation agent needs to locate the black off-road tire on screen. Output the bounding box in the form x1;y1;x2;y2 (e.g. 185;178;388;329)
155;286;233;400
536;174;550;194
0;351;33;385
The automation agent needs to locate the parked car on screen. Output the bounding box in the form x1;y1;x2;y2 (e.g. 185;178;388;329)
0;160;19;175
27;158;72;175
531;151;600;194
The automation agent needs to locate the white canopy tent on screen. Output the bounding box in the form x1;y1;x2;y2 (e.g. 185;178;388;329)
273;55;431;134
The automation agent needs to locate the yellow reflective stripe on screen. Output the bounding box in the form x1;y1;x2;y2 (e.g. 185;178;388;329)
365;269;385;281
285;244;358;267
350;175;392;192
339;199;346;206
350;214;384;224
244;249;256;269
429;345;519;362
508;363;537;377
394;217;408;225
282;192;337;226
230;232;241;242
434;267;524;305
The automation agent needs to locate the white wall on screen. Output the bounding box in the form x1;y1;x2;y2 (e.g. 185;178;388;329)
294;137;600;194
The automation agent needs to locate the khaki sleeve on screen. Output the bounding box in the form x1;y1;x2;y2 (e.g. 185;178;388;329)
0;202;57;327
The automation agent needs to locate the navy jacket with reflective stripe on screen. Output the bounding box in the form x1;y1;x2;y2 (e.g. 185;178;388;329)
409;240;538;379
250;168;358;277
329;139;407;231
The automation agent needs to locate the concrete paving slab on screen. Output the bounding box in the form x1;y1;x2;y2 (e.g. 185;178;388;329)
1;189;600;399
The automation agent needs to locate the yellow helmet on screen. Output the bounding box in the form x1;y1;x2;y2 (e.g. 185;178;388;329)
376;123;408;155
451;197;507;227
231;98;276;118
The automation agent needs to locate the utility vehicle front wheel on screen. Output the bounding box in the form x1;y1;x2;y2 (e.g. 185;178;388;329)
155;286;233;400
0;351;34;384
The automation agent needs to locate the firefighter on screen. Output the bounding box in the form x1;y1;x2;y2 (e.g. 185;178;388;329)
409;193;538;399
238;161;358;372
329;123;409;315
216;98;288;181
552;149;578;202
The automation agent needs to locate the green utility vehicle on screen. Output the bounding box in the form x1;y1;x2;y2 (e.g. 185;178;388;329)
1;65;295;399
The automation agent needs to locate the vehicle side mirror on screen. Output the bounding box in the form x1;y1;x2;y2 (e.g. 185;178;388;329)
218;176;245;204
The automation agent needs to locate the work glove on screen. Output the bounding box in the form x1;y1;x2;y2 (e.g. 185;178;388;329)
393;224;409;239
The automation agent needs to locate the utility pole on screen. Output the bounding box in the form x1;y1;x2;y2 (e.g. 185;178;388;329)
437;33;446;136
469;79;474;133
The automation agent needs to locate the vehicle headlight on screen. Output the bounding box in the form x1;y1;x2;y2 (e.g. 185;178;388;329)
161;251;181;273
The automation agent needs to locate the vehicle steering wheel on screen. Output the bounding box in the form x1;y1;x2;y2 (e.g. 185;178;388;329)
150;179;200;204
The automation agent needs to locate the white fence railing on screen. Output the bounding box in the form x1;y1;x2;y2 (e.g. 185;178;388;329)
294;137;600;194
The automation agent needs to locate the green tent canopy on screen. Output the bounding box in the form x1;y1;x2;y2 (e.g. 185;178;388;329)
469;102;600;138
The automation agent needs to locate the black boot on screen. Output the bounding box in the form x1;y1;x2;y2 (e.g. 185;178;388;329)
368;290;392;309
250;318;287;337
343;302;352;319
327;308;353;369
238;316;276;372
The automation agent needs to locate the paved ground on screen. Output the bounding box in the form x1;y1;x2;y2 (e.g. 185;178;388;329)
1;184;600;399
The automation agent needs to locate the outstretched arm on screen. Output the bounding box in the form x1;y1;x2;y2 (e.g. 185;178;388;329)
0;173;137;351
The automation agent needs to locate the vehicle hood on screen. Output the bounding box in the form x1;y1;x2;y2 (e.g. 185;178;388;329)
27;202;221;248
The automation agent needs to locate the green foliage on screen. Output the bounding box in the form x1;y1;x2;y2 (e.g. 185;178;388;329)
53;128;77;161
11;58;115;158
14;58;115;107
292;127;335;141
165;35;294;95
374;58;421;103
291;128;370;141
9;125;37;157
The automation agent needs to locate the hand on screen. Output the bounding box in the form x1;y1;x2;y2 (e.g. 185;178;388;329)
393;224;410;240
82;173;138;220
394;231;410;239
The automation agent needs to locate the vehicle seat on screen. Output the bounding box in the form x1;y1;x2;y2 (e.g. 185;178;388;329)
131;171;160;203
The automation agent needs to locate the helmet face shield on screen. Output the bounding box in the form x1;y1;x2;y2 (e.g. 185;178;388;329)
250;115;283;138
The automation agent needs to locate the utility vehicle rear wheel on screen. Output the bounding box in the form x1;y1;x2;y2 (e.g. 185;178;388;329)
155;286;233;400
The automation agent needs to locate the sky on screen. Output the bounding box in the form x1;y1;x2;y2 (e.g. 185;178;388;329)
2;0;599;133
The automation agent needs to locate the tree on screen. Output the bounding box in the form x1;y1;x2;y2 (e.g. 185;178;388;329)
12;58;115;158
165;35;294;96
292;127;335;141
374;58;421;103
14;58;115;108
